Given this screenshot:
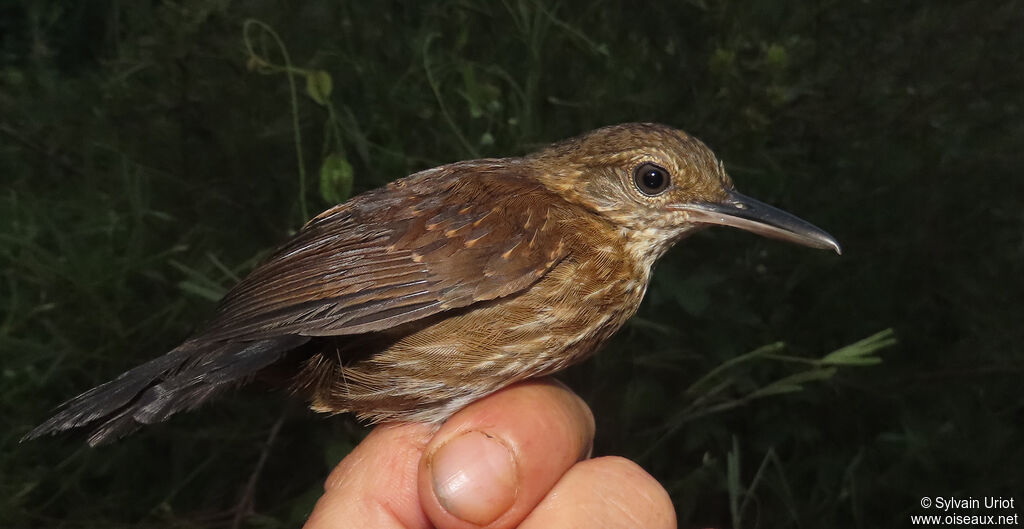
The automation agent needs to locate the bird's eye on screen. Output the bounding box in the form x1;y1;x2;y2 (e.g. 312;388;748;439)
633;163;671;196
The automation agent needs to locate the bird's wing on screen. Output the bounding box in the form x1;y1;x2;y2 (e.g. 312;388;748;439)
199;162;570;341
23;162;574;445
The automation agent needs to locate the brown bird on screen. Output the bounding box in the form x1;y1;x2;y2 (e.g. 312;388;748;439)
25;123;840;446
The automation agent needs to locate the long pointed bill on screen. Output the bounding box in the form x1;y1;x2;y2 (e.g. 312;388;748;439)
671;191;842;254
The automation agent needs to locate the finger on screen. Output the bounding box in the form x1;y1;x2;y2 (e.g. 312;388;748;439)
518;456;676;529
418;379;595;529
304;422;434;529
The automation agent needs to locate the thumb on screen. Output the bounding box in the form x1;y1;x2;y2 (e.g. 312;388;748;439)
304;423;434;529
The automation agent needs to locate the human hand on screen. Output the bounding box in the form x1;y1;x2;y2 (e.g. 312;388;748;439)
304;379;676;528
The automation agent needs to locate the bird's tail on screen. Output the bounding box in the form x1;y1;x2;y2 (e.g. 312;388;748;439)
23;335;310;446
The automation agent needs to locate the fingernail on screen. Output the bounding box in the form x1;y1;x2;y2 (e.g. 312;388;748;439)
429;430;517;525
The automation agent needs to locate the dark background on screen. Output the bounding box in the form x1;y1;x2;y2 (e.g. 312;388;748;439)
2;1;1021;527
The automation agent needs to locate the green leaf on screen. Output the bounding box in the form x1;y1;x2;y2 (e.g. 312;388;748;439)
686;341;785;396
709;47;736;76
763;42;788;70
748;367;838;399
727;436;742;524
306;69;333;106
176;280;226;303
169;260;228;301
820;328;897;366
460;65;483;118
319;152;354;204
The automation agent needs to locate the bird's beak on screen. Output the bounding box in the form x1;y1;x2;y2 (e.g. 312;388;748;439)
670;191;842;254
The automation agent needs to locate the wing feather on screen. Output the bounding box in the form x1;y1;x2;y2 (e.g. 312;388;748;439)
198;161;569;341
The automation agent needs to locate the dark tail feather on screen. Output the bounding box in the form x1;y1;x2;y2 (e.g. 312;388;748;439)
23;335;310;446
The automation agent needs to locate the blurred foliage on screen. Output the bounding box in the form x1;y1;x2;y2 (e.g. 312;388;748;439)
2;0;1021;527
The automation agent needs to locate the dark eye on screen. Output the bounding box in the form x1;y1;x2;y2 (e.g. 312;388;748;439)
633;163;671;196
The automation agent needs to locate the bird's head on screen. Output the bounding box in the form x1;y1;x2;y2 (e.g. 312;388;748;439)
530;123;841;259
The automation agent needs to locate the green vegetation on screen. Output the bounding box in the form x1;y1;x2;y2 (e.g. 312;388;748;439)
2;1;1020;527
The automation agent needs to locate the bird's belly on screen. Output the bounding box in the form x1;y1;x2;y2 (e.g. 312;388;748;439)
394;254;644;370
313;256;647;423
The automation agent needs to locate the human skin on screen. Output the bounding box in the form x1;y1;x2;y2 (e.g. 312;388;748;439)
304;379;676;529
